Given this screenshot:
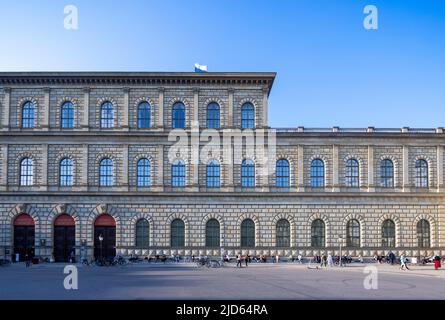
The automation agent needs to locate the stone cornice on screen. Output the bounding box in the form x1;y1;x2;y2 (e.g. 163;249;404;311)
0;72;276;94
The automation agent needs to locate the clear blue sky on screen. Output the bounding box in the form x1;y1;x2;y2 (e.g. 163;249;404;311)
0;0;443;128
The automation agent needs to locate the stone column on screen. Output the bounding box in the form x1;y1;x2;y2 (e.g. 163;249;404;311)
81;144;88;190
122;87;130;131
332;145;339;192
368;145;375;191
0;145;8;191
437;146;443;192
42;87;50;131
157;87;164;129
122;144;129;189
82;87;90;130
262;87;268;128
228;88;234;128
157;145;164;191
193;87;199;127
1;87;10;131
297;145;304;192
403;145;410;191
40;144;48;191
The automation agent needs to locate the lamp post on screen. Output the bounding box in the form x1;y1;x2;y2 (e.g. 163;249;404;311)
338;235;343;267
98;234;104;261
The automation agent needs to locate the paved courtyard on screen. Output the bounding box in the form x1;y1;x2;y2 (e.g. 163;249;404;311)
0;262;444;300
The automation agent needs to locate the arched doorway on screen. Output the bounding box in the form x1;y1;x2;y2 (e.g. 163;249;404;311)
94;214;116;260
54;214;75;262
13;213;35;262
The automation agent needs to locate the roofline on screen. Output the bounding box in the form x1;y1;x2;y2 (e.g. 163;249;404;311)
0;71;277;95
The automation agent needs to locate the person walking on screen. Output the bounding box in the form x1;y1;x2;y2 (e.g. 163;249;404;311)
400;254;410;270
245;255;249;267
275;254;279;263
297;254;302;264
25;253;30;268
321;254;327;268
434;255;441;270
327;254;333;267
236;255;242;268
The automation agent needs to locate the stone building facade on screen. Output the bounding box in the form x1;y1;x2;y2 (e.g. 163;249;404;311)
0;72;444;262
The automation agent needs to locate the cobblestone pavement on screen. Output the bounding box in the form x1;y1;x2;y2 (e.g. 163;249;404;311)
0;262;444;300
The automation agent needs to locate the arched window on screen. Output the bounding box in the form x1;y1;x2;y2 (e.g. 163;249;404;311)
241;159;255;187
345;159;359;187
241;219;255;247
311;159;325;188
415;159;428;188
137;158;151;187
206;102;220;129
205;219;220;247
380;159;394;188
172;102;185;129
382;219;396;247
61;101;74;129
137;102;151;129
241;103;254;129
171;159;185;187
99;158;113;186
101;102;114;128
20;158;33;186
135;219;150;247
170;219;185;247
22;101;35;128
346;219;360;247
206;160;220;187
276;219;290;247
311;219;325;247
276;159;290;187
59;158;73;186
417;219;430;248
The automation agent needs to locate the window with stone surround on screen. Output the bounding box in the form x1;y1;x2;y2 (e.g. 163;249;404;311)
415;159;428;188
206;160;220;188
172;102;185;129
310;159;325;188
99;158;113;186
59;158;73;186
276;159;290;187
21;101;35;128
171;159;185;187
20;157;33;186
381;219;395;247
241;103;254;129
170;219;185;247
311;219;325;247
417;219;430;248
100;102;114;128
380;159;394;188
346;219;360;247
276;219;290;247
241;219;255;247
206;102;220;129
61;101;74;129
241;159;255;187
137;158;151;187
205;219;220;247
135;219;150;247
137;102;151;129
345;159;359;187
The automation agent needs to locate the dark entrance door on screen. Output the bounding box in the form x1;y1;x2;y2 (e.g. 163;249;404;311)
94;214;116;260
13;214;35;262
54;214;75;262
